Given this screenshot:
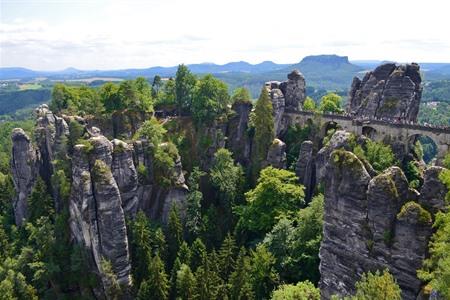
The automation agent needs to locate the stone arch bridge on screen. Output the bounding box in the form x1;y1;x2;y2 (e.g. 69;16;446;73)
282;109;450;162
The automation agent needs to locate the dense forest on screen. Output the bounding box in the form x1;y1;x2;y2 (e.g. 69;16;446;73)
0;64;449;300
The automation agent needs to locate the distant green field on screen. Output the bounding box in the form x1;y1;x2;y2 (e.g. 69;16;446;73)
0;88;51;116
19;83;42;90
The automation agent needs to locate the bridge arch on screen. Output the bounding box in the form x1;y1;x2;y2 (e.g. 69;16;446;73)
407;133;438;163
362;126;377;140
321;121;342;138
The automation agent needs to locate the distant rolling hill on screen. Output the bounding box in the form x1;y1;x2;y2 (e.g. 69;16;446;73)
2;55;449;98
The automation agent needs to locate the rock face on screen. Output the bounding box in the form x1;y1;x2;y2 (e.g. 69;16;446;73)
132;139;188;222
347;63;422;122
10;105;190;297
270;88;285;136
319;148;438;300
226;102;253;167
295;140;315;201
315;130;354;182
264;138;287;169
279;70;306;111
112;139;139;217
34;104;69;211
10;128;39;226
69;137;132;291
266;70;306;135
419;166;448;214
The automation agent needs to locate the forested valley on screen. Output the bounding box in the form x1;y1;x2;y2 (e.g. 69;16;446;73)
0;63;449;300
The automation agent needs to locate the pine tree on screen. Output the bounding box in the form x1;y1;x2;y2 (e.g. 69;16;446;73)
129;211;153;288
252;87;274;180
176;264;196;300
190;238;207;272
28;176;55;223
101;259;122;300
194;250;221;300
153;227;168;261
138;254;170;300
249;245;279;299
167;203;183;267
177;241;192;266
218;233;238;281
169;257;181;300
229;247;255;300
185;167;205;240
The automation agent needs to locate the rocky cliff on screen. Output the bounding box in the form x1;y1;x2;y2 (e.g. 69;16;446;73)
10;105;189;297
347;63;422;121
318;143;447;299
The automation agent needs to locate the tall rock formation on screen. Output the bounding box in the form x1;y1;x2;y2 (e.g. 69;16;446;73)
266;70;306;135
11;105;189;297
10;128;39;226
69;136;132;291
34;104;69;211
280;69;307;111
347;63;422;121
295;140;315;201
319;145;445;300
112;139;139;217
226;101;253;167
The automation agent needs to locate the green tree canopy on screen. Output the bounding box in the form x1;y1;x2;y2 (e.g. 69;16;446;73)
137;254;169;300
231;87;252;104
237;167;305;235
262;194;324;283
175;65;197;113
271;281;320;300
210;148;244;209
303;96;316;112
352;269;401;300
319;92;343;114
192;74;230;124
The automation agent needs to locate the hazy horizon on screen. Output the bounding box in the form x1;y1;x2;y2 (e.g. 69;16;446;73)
1;0;450;71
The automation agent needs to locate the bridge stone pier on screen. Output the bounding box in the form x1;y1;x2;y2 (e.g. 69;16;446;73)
281;110;450;163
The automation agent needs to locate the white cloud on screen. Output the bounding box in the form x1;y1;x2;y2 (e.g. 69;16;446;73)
1;0;449;70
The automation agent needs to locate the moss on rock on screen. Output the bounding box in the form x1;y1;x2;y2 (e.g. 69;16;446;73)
397;201;432;225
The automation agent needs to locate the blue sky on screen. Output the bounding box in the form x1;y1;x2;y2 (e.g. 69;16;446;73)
1;0;449;70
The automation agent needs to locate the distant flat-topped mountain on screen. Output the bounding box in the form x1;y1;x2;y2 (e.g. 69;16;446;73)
274;55;363;89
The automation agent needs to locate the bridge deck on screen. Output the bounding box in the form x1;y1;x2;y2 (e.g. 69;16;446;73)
284;109;450;135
